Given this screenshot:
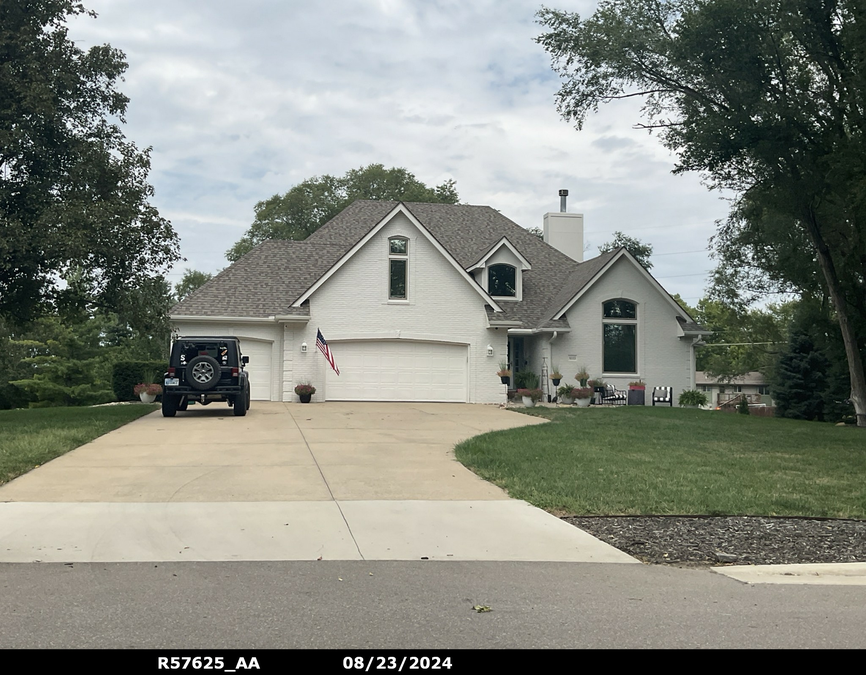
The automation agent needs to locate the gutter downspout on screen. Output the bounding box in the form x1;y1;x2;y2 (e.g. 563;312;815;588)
548;331;559;402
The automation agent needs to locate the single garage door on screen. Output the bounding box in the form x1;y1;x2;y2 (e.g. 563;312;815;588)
239;339;272;400
325;340;468;402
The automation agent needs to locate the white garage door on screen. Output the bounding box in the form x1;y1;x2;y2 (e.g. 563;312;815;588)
239;340;272;400
325;340;468;402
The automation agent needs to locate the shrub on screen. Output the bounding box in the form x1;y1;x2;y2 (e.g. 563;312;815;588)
678;390;708;407
573;387;593;400
294;383;316;396
737;396;751;415
514;371;540;390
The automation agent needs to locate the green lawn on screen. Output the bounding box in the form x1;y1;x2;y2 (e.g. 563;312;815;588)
455;406;866;519
0;404;158;485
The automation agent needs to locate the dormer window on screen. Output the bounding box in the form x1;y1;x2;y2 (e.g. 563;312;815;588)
488;264;516;297
389;237;408;299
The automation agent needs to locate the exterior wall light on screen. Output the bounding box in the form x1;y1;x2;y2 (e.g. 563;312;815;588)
301;342;308;353
486;344;494;357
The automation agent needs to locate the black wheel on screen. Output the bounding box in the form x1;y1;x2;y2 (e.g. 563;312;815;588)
232;389;247;417
162;394;178;417
187;355;220;391
245;382;251;410
177;396;188;411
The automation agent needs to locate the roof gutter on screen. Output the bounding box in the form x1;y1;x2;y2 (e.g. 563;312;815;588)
170;314;311;324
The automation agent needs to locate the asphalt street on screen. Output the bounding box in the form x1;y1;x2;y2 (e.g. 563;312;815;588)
3;560;866;650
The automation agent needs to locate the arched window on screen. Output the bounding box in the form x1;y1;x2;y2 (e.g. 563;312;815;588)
603;299;637;373
488;264;516;297
389;237;408;299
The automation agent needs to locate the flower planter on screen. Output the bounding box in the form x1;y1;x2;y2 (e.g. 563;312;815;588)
627;389;645;406
500;376;510;385
559;396;573;405
299;394;312;403
521;396;535;408
575;397;591;408
139;392;156;404
551;377;561;386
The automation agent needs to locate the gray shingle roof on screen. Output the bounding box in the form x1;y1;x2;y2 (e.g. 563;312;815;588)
170;240;345;318
171;200;693;331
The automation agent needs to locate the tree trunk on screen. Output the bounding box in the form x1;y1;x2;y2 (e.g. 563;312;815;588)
804;214;866;427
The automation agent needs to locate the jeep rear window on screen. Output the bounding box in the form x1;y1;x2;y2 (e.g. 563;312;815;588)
176;341;236;366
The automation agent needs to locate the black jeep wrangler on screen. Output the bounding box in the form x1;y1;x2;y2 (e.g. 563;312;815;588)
162;336;251;417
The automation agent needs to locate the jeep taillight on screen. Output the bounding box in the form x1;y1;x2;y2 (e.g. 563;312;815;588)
232;367;239;377
168;367;175;376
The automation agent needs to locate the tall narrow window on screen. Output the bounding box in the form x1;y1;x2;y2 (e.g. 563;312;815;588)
488;264;516;297
389;237;408;299
603;299;637;373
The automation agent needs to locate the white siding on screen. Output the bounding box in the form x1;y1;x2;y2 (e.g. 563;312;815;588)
283;211;507;404
545;257;695;404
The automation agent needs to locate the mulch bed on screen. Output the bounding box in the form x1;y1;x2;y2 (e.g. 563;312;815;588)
563;515;866;567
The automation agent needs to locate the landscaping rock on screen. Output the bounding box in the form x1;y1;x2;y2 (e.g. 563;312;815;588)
564;515;866;567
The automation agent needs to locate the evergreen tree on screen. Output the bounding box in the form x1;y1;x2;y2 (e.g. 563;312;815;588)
772;331;829;422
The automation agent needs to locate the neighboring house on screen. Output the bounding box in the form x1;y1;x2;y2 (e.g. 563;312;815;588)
696;371;774;408
170;199;709;404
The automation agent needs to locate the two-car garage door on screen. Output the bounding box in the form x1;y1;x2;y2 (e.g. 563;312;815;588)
325;340;468;402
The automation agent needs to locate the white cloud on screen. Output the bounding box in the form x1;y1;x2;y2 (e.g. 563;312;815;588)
69;0;730;302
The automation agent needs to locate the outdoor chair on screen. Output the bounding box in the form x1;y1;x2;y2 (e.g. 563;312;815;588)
652;386;673;406
602;384;627;406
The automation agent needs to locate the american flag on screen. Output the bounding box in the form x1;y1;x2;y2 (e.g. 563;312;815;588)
316;329;340;376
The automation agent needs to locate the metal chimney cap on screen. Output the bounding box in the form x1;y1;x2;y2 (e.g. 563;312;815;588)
558;189;569;196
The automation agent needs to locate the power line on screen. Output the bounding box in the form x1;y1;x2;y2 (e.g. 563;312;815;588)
655;271;711;279
653;249;708;256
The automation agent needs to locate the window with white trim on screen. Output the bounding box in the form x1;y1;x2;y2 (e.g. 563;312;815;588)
389;237;408;299
603;299;637;373
488;264;517;297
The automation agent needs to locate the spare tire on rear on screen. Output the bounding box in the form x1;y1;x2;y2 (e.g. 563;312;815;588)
187;355;220;391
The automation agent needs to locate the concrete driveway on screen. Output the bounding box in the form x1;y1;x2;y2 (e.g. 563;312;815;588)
0;402;636;565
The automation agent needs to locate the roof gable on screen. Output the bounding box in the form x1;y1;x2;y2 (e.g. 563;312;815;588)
467;236;532;271
551;247;699;325
292;202;503;311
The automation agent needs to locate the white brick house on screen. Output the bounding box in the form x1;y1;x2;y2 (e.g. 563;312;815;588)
170;200;708;404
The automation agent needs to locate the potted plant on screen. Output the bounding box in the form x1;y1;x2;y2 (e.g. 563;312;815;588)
628;380;646;406
517;388;543;407
678;389;708;408
550;365;563;386
294;382;316;403
573;387;593;408
575;367;590;388
497;361;511;386
557;384;575;405
134;383;162;404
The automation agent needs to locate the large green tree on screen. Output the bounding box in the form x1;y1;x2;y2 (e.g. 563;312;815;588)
537;0;866;426
227;164;459;262
0;1;180;325
694;298;793;381
598;231;653;269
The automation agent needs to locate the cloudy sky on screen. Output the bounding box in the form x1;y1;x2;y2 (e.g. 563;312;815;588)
68;0;735;307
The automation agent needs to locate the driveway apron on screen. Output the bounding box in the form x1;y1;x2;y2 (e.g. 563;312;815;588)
0;402;636;564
